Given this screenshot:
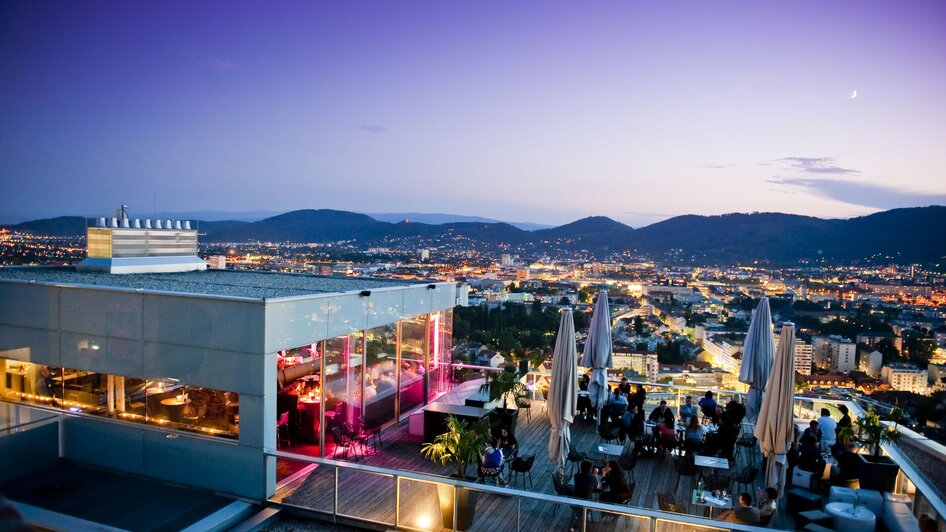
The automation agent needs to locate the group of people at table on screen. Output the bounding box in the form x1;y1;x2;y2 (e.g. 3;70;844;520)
578;377;744;460
789;405;861;486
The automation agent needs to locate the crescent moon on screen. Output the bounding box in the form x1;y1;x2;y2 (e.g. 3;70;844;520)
850;90;858;99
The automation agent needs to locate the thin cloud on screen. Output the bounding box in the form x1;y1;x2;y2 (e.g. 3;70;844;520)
777;157;859;175
701;163;736;169
768;177;946;209
357;124;388;134
179;50;240;73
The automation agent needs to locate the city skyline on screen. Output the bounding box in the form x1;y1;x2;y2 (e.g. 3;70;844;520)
2;1;945;226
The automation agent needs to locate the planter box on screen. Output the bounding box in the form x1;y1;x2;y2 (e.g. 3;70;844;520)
858;454;900;492
437;484;478;531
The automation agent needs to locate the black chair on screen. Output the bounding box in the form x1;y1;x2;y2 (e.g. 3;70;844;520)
732;466;759;496
510;454;535;488
552;471;573;496
735;433;757;467
478;464;502;484
673;454;698;491
619;453;637;484
343;421;371;457
566;445;586;477
516;398;532;423
598;423;620;444
330;426;359;461
357;415;382;451
656;492;684;514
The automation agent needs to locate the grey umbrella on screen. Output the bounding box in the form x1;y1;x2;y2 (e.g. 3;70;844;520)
739;297;775;423
548;308;578;474
755;322;797;497
580;290;612;421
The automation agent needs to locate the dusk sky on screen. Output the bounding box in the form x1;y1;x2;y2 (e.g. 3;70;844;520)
2;1;945;226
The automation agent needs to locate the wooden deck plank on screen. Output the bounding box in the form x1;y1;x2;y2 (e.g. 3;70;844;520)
275;400;781;530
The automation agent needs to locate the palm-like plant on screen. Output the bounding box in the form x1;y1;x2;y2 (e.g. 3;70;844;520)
421;415;491;478
483;364;529;410
856;408;902;456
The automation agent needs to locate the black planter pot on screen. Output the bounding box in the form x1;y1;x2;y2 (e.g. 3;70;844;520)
858;454;900;492
437;483;478;531
491;407;519;438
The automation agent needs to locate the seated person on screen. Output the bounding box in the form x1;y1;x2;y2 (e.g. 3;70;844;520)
482;438;504;470
618;377;631;397
573;460;599;500
802;419;821;444
684;414;704;453
497;426;518;457
679;396;698;424
699;391;719;423
621;404;645;442
756;487;778;522
831;442;860;484
657;417;678;452
714;413;739;460
598;460;631;504
796;435;825;473
649;400;673;424
717;493;760;524
605;389;628;419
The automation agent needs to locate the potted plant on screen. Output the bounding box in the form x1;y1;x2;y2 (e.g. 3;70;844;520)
482;364;528;436
421;415;490;530
855;408;902;492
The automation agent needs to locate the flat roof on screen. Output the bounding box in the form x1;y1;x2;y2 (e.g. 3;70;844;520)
0;266;429;300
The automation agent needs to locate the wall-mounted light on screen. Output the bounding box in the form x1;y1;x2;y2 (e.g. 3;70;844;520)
360;290;372;297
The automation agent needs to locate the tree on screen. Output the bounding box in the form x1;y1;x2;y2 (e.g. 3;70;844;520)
633;316;644;335
905;337;935;368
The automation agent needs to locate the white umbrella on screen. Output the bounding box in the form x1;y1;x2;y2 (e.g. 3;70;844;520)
739;297;775;423
548;308;578;474
580;290;612;421
755;322;796;497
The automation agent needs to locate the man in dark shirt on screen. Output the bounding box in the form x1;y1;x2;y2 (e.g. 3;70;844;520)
649;400;672;423
699;391;719;423
573;460;599;500
831;442;860;484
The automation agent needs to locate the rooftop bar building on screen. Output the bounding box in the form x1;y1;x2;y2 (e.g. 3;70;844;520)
0;266;457;501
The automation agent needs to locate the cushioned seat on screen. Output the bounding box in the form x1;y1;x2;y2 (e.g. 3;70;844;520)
882;501;918;532
788;487;824;513
883;492;912;508
792;468;816;490
797;509;833;527
829;486;856;504
855;489;883;518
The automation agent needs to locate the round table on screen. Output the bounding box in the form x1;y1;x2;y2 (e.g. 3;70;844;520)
824;502;876;532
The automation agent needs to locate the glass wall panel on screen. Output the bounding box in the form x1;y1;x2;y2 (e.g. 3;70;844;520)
364;324;397;428
324;332;364;432
428;309;453;401
399;315;427;418
0;357;237;439
276;343;322;454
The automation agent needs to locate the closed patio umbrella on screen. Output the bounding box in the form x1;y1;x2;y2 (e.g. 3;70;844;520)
579;290;612;421
739;297;775;423
548;308;578;474
754;322;796;496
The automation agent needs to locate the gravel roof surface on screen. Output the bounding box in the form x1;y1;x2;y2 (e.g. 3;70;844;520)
0;266;418;299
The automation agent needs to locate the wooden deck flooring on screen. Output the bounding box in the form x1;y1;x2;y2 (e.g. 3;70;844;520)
274;401;790;531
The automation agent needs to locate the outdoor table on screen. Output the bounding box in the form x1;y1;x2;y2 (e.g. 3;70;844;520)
694;455;729;470
691;489;732;518
824;501;876;532
594;443;624;457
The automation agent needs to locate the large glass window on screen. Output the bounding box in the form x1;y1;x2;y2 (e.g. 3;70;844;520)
0;358;238;440
398;316;426;417
428;309;453;401
364;324;397;428
324;333;363;430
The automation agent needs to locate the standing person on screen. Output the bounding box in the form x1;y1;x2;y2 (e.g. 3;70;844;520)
630;384;647;413
817;408;837;450
835;405;852;443
649;400;672;423
618;377;631;397
699;391;719;423
679;396;698;424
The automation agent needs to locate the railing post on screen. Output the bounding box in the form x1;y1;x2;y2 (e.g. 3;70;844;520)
453;484;458;531
394;475;400;528
581;507;587;532
333;466;339;521
516;495;521;531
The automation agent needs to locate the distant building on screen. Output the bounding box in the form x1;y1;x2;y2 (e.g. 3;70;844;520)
516;269;530;281
858;349;883;378
880;363;928;394
612;350;659;382
207;255;228;270
856;330;902;352
501;254;514;267
813;335;856;372
418;248;430;261
702;333;743;375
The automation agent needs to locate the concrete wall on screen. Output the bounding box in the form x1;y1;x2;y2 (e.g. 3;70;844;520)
0;421;59;484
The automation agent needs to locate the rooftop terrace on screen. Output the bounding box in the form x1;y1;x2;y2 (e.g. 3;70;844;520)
0;266;418;300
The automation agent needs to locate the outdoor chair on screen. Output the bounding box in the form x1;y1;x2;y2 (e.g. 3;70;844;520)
343;421;371;456
330;426;359;462
656;492;684;514
510;454;535;488
673;454;699;491
735;433;757;467
516;398;532;423
552;471;573;497
732;466;759;496
618;453;637;484
598;423;620;444
478;464;502;484
276;411;290;448
357;415;382;450
566;445;586;477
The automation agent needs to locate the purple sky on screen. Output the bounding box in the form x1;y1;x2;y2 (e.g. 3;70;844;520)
2;1;945;226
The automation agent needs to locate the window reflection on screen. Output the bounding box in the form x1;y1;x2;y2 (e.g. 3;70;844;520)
365;324;397;428
0;358;238;440
399;316;426;416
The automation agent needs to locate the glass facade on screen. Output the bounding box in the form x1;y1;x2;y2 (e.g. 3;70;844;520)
0;358;238;439
275;308;454;457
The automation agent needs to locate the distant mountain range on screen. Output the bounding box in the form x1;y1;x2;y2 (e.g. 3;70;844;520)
5;206;945;264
